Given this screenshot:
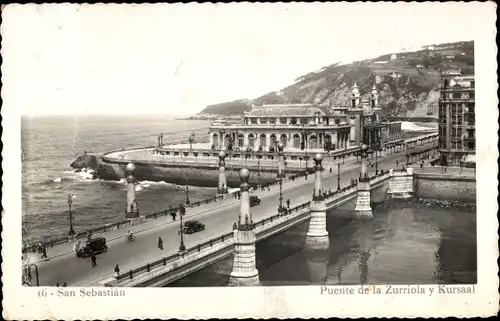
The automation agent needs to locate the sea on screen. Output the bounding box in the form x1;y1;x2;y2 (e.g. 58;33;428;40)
22;115;213;243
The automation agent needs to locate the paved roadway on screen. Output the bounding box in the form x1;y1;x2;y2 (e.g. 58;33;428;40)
33;142;437;286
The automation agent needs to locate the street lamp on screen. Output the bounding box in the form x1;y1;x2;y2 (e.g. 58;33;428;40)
337;162;341;190
184;173;190;205
188;132;195;150
67;193;75;236
178;204;186;252
277;142;286;214
359;143;369;181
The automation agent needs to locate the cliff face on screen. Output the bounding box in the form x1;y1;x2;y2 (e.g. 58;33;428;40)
197;41;473;117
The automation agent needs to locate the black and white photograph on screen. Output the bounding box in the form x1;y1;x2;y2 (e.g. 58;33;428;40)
2;2;498;319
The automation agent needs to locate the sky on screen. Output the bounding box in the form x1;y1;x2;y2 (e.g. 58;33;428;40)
1;2;489;116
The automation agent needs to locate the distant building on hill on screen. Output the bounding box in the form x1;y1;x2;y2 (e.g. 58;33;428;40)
390;54;398;60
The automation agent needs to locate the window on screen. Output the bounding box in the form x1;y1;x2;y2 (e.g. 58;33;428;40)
469;92;475;99
453;93;461;99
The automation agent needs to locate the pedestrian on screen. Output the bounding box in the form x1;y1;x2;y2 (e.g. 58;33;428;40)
63;283;67;287
41;246;47;259
158;237;163;250
171;211;177;221
396;160;399;167
267;186;270;191
56;283;60;287
420;162;424;171
114;265;120;278
38;242;43;254
91;251;97;268
286;199;290;209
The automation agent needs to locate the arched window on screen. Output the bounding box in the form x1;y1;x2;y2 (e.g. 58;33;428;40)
248;134;255;150
270;134;277;150
293;134;301;149
238;134;244;147
260;134;267;148
309;135;317;149
224;134;231;149
280;134;288;147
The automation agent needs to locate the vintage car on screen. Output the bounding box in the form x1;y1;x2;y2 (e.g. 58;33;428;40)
76;237;108;258
250;195;261;207
183;220;205;234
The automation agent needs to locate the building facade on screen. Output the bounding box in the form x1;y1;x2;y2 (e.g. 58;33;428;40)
438;70;475;165
208;84;402;152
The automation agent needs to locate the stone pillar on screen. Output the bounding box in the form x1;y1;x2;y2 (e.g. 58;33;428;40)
125;163;140;218
277;142;285;178
266;134;271;150
217;151;228;194
244;133;249;149
229;168;260;286
355;144;372;220
306;153;329;247
209;134;214;148
387;168;414;199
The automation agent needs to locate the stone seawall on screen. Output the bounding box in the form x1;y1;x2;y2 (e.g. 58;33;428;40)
97;161;282;187
414;173;476;203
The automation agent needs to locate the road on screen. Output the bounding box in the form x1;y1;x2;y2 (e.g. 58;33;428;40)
32;142;437;286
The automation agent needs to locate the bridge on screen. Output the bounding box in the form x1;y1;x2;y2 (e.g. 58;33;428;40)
385;116;438;123
23;134;440;287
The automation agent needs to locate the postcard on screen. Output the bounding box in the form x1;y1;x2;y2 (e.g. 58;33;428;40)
2;2;498;319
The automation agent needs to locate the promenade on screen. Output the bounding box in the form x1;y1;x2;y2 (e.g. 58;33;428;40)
29;142;437;286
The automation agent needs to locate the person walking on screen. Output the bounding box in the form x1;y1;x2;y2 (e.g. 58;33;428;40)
286;199;291;209
114;265;120;278
63;283;67;287
158;237;163;250
41;246;47;259
90;251;97;268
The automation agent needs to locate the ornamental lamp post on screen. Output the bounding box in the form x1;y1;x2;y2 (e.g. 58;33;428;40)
67;193;75;236
188;132;195;150
337;162;341;190
178;204;186;252
184;172;190;205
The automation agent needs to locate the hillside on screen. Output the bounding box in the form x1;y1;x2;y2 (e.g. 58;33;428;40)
197;40;474;117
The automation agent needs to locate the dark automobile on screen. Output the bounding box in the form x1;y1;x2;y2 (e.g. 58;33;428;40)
183;220;205;234
250;196;261;207
76;237;108;258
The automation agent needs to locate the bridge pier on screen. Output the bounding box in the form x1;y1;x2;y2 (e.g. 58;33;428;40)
125;163;140;219
217;151;228;195
355;144;373;220
306;153;329;248
229;168;260;286
387;168;414;199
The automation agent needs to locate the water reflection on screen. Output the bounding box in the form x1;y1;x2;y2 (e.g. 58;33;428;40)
168;201;476;287
303;246;329;284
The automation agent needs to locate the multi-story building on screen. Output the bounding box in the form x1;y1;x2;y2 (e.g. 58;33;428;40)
438;70;475;165
208;83;402;152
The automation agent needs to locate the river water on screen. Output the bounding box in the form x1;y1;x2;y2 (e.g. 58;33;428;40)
169;199;477;286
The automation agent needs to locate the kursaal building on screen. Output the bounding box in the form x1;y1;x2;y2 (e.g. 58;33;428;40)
208;83;403;153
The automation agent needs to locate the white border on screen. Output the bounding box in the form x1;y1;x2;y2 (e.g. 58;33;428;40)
2;2;498;319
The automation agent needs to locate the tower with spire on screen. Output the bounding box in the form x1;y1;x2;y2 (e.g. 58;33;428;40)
351;82;361;108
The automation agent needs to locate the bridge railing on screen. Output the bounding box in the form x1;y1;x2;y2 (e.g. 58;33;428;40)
116;231;235;283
